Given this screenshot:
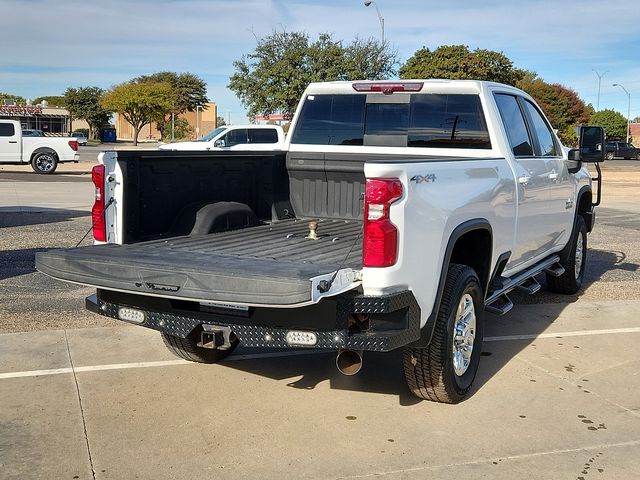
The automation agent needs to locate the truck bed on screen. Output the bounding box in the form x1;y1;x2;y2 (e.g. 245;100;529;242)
36;219;363;306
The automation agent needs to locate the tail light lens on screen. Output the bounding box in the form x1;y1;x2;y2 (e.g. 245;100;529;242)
91;165;106;242
68;140;78;151
363;178;403;267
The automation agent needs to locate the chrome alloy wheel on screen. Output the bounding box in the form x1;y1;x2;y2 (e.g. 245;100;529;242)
452;293;476;377
575;231;584;279
35;154;55;172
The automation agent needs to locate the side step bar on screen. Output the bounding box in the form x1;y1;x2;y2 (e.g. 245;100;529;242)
485;255;562;315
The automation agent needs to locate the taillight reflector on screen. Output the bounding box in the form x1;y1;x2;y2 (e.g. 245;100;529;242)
352;82;424;93
363;178;403;267
68;140;78;151
91;164;106;242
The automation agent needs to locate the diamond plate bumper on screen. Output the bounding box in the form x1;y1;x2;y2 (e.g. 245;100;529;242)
86;289;421;352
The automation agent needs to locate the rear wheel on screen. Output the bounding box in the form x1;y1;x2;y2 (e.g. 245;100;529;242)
605;152;614;160
403;264;484;404
31;151;58;174
161;331;238;364
636;152;640;161
546;216;587;294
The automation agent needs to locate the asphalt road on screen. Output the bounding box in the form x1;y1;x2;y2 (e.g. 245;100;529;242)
0;163;639;479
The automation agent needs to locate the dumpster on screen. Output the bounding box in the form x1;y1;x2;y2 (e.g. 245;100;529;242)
100;127;117;143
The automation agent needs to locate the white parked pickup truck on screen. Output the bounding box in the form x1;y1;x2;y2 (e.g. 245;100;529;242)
158;124;284;151
37;80;605;403
0;120;80;173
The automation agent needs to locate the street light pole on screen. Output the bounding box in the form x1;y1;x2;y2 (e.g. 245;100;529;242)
592;69;608;111
613;83;631;143
196;105;202;140
364;1;385;45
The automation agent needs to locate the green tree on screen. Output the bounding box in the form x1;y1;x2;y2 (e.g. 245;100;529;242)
101;82;172;146
32;95;65;107
517;73;590;144
64;87;112;140
134;72;208;139
216;116;226;127
229;30;398;118
590;109;628;140
399;45;523;85
162;117;193;142
0;93;26;104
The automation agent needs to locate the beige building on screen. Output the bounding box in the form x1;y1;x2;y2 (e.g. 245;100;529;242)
115;102;217;142
0;103;88;135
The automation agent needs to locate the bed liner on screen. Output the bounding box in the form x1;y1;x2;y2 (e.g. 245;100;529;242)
36;218;363;306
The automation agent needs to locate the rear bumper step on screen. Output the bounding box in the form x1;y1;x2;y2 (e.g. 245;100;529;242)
86;289;421;352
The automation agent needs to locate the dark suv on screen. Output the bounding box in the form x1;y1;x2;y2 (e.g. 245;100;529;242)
605;141;640;160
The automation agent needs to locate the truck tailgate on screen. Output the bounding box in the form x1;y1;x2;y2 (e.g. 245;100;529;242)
36;219;362;306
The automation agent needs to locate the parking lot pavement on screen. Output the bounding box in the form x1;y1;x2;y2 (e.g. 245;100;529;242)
0;300;639;480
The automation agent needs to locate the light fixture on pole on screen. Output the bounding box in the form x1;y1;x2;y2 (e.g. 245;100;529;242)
363;0;385;45
592;69;608;111
613;83;631;143
196;105;203;140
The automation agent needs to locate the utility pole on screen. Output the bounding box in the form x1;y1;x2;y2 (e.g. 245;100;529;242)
592;69;608;111
364;1;385;45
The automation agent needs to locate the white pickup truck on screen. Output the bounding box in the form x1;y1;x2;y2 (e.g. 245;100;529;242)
37;80;604;403
0;120;80;173
159;124;284;151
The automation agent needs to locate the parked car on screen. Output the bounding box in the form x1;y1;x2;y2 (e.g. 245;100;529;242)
22;129;45;137
605;141;640;160
0;120;79;173
158;125;284;151
37;80;604;403
70;131;88;146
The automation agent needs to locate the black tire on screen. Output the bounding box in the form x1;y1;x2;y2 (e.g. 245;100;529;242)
636;152;640;161
605;152;614;161
403;264;484;404
31;151;58;174
546;215;587;294
161;331;238;364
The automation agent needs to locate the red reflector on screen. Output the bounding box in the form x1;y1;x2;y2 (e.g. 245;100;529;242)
91;165;106;242
352;82;423;93
68;140;78;151
363;178;403;268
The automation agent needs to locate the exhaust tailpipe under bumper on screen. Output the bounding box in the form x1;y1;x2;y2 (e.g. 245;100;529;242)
336;349;363;376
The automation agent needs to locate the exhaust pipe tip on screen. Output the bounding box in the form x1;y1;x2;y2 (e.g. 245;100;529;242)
336;349;363;376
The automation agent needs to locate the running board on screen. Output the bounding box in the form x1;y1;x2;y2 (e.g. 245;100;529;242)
485;255;561;315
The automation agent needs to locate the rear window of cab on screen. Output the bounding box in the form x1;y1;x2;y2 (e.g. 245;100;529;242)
291;93;491;149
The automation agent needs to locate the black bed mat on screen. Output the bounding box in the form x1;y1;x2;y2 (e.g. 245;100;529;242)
36;219;362;306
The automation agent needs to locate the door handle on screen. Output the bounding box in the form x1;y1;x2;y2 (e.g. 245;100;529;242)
548;173;559;180
8;140;17;144
518;176;531;185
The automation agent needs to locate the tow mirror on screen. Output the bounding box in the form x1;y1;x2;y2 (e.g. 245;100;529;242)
577;125;606;163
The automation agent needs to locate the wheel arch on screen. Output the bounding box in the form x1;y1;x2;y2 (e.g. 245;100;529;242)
576;186;594;232
410;218;493;348
30;147;59;163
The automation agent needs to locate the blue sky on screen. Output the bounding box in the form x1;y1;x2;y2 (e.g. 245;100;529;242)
1;0;639;124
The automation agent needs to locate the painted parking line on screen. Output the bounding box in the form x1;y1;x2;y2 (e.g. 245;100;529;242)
1;327;640;381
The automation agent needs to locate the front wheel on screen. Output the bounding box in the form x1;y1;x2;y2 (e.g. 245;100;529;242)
636;152;640;161
403;264;484;404
546;215;587;294
31;151;58;174
161;331;238;364
605;152;614;160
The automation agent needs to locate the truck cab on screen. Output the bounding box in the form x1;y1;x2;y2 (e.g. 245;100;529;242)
158;124;284;151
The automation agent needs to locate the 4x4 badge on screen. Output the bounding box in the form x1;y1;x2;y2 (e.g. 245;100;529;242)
410;174;437;184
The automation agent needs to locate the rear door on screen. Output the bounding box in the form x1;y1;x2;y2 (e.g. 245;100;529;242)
494;93;553;268
0;122;21;162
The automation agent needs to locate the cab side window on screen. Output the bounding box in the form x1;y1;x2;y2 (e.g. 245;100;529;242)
522;100;557;156
494;93;533;156
0;123;16;136
222;129;248;147
249;128;278;144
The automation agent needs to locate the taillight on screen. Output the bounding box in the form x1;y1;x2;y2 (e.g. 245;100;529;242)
68;140;78;151
363;178;403;267
92;165;106;242
352;82;423;93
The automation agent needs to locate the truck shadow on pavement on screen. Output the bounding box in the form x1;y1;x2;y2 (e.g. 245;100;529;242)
220;247;638;406
0;207;88;228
